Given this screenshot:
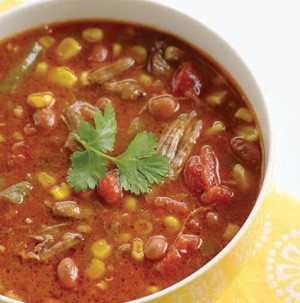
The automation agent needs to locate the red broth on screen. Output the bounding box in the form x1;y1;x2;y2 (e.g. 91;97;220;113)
0;21;263;303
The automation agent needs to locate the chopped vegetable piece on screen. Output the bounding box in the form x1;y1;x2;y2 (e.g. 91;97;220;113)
235;126;259;142
163;216;181;232
57;258;78;289
0;135;5;143
0;181;32;204
96;281;108;290
76;224;92;233
127;117;144;141
39;36;55;48
49;201;91;219
172;62;202;98
144;236;168;260
33;109;56;129
50;183;71;200
91;239;112;260
184;146;220;193
98;170;123;204
147;286;160;294
117;233;132;243
80;71;90;86
55;37;81;61
232;164;249;189
27;92;55;108
13;132;24;141
0;245;6;253
88;56;135;84
223;223;240;240
82;28;104;42
206;121;225;135
49;67;78;88
164;45;184;62
150;51;172;76
131;239;144;262
201;185;234;204
206;90;227;105
85;259;106;280
138;74;152;86
0;42;42;92
235;107;253;122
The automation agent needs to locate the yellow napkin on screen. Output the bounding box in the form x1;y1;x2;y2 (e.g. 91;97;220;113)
217;190;300;303
1;2;300;303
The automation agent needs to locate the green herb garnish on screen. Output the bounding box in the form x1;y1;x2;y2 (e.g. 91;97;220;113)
67;104;170;194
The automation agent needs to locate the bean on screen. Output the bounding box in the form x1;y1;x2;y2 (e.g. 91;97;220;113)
148;94;178;120
57;258;78;289
206;211;220;226
144;235;168;260
230;137;261;166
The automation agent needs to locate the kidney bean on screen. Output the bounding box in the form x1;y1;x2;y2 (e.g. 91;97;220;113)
148;94;178;120
230;137;261;166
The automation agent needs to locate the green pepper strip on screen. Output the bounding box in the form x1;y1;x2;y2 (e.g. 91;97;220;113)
0;42;42;93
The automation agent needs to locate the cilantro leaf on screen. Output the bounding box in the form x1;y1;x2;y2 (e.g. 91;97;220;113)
67;150;107;192
78;106;116;153
116;132;170;194
67;106;170;194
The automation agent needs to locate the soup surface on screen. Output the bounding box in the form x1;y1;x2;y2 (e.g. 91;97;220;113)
0;21;263;303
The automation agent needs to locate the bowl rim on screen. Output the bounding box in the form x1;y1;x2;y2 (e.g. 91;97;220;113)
0;1;275;303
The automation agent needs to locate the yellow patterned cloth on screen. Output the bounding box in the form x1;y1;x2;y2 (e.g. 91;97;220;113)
1;1;300;303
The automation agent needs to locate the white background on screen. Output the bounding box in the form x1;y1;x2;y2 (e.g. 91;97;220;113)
152;0;300;199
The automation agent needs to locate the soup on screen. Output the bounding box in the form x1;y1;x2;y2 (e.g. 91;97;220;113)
0;21;263;303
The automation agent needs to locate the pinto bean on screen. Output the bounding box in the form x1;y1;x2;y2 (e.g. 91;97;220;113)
144;235;168;260
148;95;178;120
57;258;78;289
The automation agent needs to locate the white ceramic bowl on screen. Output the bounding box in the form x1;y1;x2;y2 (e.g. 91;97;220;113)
0;1;274;303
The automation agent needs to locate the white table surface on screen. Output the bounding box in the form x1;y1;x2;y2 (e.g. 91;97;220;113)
152;0;300;199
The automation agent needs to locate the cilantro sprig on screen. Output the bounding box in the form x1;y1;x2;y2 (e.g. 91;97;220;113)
67;104;170;194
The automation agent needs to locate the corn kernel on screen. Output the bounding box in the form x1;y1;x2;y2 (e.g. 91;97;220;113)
35;62;49;74
80;71;90;86
152;80;163;88
139;74;152;87
56;37;81;61
233;164;249;189
131;45;148;63
236;126;259;142
112;43;122;56
134;219;153;235
0;135;6;143
49;67;78;88
206;121;225;135
82;28;104;42
85;259;106;280
39;35;55;48
163;216;180;232
147;286;160;294
0;245;5;253
50;182;71;200
36;172;56;188
13;132;24;141
223;223;240;240
96;281;108;290
6;43;13;51
124;196;137;212
77;224;92;233
164;46;184;62
117;233;132;243
13;106;23;118
131;239;144;262
206;91;227;105
91;239;112;260
235;107;253;122
107;264;114;272
27;92;55;108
